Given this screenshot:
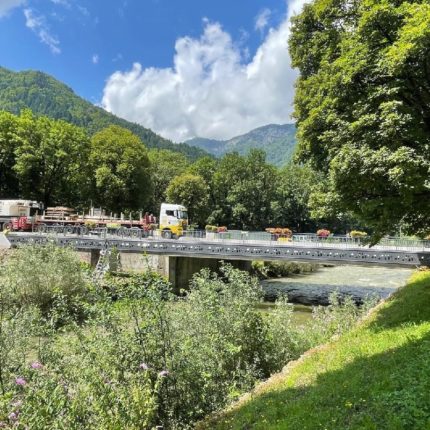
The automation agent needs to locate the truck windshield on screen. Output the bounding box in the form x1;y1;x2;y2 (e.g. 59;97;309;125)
178;211;188;220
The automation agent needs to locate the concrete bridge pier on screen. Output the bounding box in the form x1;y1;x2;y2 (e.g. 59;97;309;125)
77;249;100;267
168;256;252;292
117;252;251;292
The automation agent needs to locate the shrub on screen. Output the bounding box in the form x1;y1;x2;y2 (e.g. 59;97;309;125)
106;223;121;229
217;226;228;233
317;229;330;237
1;243;89;324
350;230;367;238
84;220;97;229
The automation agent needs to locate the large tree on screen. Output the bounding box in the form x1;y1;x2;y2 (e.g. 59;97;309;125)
90;126;152;213
211;150;277;230
148;149;189;214
166;173;209;226
290;0;430;237
14;110;90;207
0;111;21;197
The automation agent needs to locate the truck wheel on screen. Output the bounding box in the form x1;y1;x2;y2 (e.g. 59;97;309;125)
162;230;172;239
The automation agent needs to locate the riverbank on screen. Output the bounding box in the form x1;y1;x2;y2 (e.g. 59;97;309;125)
199;270;430;429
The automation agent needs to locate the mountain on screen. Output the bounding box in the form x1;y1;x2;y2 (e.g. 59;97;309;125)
187;123;297;167
0;67;209;161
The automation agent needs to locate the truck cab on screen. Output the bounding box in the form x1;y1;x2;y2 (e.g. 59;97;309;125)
159;203;188;239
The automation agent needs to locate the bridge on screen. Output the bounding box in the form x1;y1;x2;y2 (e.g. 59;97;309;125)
7;231;430;267
7;231;429;290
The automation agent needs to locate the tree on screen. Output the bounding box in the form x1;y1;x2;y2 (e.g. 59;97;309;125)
90;126;152;213
290;0;430;237
148;149;189;213
14;110;91;207
166;173;209;226
212;150;277;230
0;111;20;197
271;164;320;232
187;156;218;208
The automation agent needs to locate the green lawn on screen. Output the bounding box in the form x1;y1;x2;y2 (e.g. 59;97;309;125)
199;271;430;430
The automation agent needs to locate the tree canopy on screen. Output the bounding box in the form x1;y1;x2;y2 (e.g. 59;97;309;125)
90;125;152;213
290;0;430;237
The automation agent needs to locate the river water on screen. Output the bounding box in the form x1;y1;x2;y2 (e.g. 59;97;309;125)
261;265;414;306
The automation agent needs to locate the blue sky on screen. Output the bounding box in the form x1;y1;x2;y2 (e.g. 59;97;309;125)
0;0;304;141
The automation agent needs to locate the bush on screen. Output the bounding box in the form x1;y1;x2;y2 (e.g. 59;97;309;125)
84;220;97;229
317;229;330;237
0;259;373;429
1;243;89;324
350;230;367;238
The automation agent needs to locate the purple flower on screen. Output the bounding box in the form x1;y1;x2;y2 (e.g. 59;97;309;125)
139;362;149;371
31;361;43;370
158;370;169;378
8;412;18;421
15;378;26;386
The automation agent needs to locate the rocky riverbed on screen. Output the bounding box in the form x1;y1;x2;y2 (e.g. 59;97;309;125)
261;265;414;305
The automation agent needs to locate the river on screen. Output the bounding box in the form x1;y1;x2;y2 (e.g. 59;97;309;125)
261;265;414;308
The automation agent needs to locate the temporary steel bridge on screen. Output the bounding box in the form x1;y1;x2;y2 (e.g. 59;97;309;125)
6;231;430;267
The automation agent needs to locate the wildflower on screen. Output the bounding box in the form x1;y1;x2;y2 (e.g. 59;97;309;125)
8;412;18;421
0;421;6;428
158;370;169;378
31;361;43;370
15;378;26;386
139;362;149;371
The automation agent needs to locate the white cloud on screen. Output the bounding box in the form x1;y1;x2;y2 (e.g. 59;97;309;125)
255;8;271;33
50;0;70;7
0;0;25;18
102;0;307;142
24;8;61;54
92;54;99;64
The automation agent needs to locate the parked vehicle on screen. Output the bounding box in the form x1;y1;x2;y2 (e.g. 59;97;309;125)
159;203;188;239
0;199;188;238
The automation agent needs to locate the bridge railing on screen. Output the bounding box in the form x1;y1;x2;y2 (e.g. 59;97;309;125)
185;231;430;250
28;226;430;250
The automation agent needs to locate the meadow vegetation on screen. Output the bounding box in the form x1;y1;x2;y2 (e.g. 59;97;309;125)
0;244;370;429
201;271;430;430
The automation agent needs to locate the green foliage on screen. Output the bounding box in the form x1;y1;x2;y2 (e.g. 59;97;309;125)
0;246;368;429
252;261;318;279
14;110;90;207
166;173;209;225
211;150;277;230
148;148;190;213
90;125;152;213
188;124;297;167
203;272;430;430
2;243;89;323
271;164;321;232
0;67;209;161
290;0;430;238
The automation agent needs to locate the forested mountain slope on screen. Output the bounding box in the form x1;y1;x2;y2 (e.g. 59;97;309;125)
0;67;208;161
187;123;297;167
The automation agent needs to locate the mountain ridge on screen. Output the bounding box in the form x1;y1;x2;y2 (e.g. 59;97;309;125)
0;66;209;161
187;123;297;166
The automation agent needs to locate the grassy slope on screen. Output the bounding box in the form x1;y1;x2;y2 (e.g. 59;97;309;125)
201;271;430;430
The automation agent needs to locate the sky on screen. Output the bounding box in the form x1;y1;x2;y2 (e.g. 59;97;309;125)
0;0;306;142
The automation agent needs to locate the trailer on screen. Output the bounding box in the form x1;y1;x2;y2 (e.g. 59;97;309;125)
0;200;43;231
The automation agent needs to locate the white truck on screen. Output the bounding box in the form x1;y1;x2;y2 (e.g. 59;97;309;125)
159;203;188;239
